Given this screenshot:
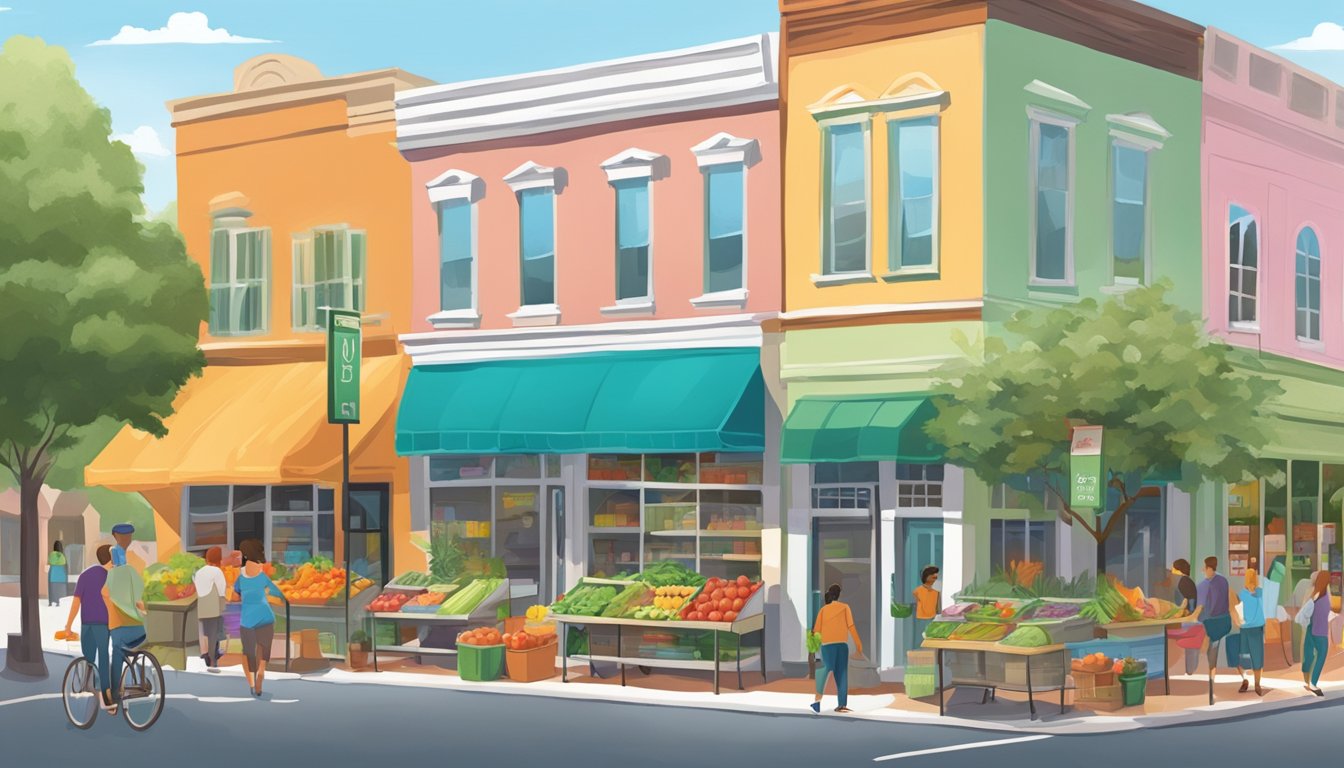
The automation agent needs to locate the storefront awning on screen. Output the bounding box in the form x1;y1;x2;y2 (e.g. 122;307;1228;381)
85;355;404;491
780;394;943;464
395;348;764;455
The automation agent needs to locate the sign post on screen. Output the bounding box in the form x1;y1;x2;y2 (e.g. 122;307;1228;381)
326;309;361;659
1069;425;1104;510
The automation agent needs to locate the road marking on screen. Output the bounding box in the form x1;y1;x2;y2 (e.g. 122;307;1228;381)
0;693;61;707
873;735;1053;762
0;693;298;707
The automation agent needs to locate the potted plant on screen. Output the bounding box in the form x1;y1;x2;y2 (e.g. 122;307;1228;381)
348;630;370;669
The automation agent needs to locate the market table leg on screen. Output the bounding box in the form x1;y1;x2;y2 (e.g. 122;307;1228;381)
1163;631;1170;695
372;617;379;673
560;622;567;683
619;624;626;687
714;630;720;696
1060;649;1067;713
760;619;767;684
937;648;945;716
1026;653;1036;720
737;634;743;691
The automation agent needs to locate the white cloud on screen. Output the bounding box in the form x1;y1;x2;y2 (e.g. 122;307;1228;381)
0;7;11;11
113;126;171;158
1274;22;1344;52
89;11;277;46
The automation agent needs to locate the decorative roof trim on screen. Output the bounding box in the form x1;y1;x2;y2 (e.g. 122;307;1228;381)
690;132;762;168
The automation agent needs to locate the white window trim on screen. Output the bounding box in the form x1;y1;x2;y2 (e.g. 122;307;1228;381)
1027;106;1079;288
425;168;485;205
504;161;566;193
507;303;561;327
432;187;480;326
690;287;749;309
884;113;941;279
817;114;873;279
1228;204;1261;333
1108;136;1154;288
507;161;563;319
605;160;656;306
1024;80;1092;119
690;132;762;168
292;225;365;333
210;224;271;337
1107;112;1170;152
600;148;668;182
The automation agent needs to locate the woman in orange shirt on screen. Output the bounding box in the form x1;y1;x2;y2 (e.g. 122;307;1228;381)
811;583;864;713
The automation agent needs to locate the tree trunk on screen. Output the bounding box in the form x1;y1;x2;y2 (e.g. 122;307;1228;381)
6;472;48;676
1096;537;1107;582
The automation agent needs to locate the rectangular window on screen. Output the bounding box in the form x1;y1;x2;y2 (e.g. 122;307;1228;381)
704;164;745;293
1111;142;1149;283
614;178;651;301
185;486;230;551
292;228;366;331
1296;228;1321;341
1228;205;1259;326
209;228;270;335
1031;119;1072;284
183;484;333;562
822;121;869;274
887;116;938;272
896;464;944;508
438;200;475;312
990;519;1056;577
518;188;556;306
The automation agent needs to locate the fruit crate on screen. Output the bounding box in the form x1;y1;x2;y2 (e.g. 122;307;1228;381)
458;643;505;682
1071;668;1116;698
1076;684;1124;711
904;665;937;698
506;643;558;682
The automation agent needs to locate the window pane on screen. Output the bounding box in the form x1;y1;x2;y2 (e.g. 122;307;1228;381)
522;254;555;305
890;118;937;270
813;462;879;485
1228;206;1257;324
429;455;494;482
1112;143;1147;282
271;515;314;566
519;188;556;305
615;180;650;300
189;486;230;516
825;123;867;274
616;246;649;300
497;487;541;587
705;165;744;293
1034;122;1070;281
439;201;474;311
272;485;314;512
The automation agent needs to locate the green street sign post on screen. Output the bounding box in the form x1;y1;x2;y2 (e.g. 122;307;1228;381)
1070;425;1104;509
326;308;361;660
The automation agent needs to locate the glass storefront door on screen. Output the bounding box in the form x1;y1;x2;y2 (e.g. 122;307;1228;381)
347;484;390;587
812;513;875;667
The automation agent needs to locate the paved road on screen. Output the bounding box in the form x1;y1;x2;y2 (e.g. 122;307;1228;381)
0;653;1337;765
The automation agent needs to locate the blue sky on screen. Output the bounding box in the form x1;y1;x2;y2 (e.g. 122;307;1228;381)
1;1;1342;213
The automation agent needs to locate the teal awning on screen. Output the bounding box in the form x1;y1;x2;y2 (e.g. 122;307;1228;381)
396;348;764;455
780;395;943;464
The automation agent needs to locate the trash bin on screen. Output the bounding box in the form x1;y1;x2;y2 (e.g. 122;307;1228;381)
1119;673;1147;707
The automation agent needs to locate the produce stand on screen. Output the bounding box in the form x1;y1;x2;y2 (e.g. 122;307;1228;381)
922;638;1070;720
1098;617;1187;695
369;578;510;670
144;598;198;671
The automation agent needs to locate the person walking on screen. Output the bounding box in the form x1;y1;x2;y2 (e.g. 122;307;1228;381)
62;545;115;711
232;539;286;697
1169;559;1201;675
193;546;228;672
811;583;864;714
1231;568;1266;696
913;566;941;640
1301;570;1331;697
1197;556;1232;705
48;540;68;606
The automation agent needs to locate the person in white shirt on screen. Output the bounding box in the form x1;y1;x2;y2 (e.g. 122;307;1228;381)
193;546;228;671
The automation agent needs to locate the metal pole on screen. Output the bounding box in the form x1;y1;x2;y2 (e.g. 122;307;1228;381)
343;422;351;661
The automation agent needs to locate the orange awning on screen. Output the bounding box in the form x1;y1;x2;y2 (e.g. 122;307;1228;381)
86;355;404;491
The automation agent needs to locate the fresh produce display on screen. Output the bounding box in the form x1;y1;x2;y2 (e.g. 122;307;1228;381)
401;592;448;612
1071;652;1118;674
923;621;958;639
940;603;978;618
966;600;1037;623
602;583;655;618
429;521;465;584
1121;657;1148;676
1080;576;1185;624
549;584;619;616
678;575;761;623
392;571;430;588
653;585;696;612
999;625;1052;647
437;578;504;615
949;622;1013;642
456;626;503;647
612;561;706;587
143;552;207;602
275;559;369;605
629;604;680;621
1025;602;1082;620
428;583;460;595
502;631;558;651
369;590;415;613
525;605;549;622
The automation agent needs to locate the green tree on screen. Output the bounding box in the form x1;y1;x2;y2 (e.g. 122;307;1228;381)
0;37;205;675
925;282;1282;576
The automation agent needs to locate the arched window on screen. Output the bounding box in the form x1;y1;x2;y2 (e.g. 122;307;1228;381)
1228;205;1258;327
1296;227;1322;341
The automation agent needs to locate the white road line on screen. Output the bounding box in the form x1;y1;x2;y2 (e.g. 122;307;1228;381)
873;735;1053;762
0;693;61;707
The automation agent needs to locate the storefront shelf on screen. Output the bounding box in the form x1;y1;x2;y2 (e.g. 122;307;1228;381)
647;530;698;537
588;481;763;491
583;652;762;672
589;527;642;534
378;642;458;657
701;554;762;562
699;530;762;538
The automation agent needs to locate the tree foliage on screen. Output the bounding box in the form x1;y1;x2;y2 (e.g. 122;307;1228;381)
0;36;204;672
925;281;1282;551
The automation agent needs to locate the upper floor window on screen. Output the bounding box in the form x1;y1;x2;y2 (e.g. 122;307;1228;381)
505;162;564;316
614;179;651;301
209;208;270;336
822;120;869;275
292;227;365;332
1296;227;1322;342
897;464;944;508
1228;205;1259;328
1029;113;1075;285
691;132;760;304
425;169;484;324
1111;142;1149;284
887;116;939;274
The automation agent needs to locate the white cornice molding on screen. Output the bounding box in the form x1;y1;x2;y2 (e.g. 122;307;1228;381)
399;313;775;365
504;161;566;192
1107;112;1171;150
1023;79;1091;120
426;168;485;204
600;148;669;182
778;300;983;322
690;132;762;168
395;33;778;152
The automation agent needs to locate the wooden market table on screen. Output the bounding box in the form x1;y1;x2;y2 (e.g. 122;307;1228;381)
921;639;1069;720
1099;617;1189;696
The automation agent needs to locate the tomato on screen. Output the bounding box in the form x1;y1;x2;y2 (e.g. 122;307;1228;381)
732;598;745;611
711;589;726;601
723;611;738;622
718;598;733;612
725;587;739;600
708;611;724;622
697;593;712;605
736;575;751;588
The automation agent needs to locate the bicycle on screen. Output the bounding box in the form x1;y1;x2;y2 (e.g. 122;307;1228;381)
62;638;165;731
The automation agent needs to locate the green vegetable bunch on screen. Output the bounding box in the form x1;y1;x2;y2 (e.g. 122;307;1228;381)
806;631;822;655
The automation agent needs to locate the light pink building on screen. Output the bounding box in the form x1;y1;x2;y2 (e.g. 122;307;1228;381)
1203;28;1344;365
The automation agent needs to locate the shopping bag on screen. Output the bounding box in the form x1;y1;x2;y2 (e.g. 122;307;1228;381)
1296;596;1315;629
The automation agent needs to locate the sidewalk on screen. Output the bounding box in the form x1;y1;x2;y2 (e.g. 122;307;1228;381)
8;596;1343;734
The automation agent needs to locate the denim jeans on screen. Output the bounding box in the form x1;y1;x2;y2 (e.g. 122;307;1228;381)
1303;633;1329;687
110;626;147;701
816;642;850;708
79;623;111;692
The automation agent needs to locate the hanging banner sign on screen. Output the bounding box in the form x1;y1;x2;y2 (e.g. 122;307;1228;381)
327;309;362;424
1069;425;1104;509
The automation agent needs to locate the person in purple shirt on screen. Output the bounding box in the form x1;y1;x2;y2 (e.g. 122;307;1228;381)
62;544;115;710
1302;570;1331;696
1196;556;1232;705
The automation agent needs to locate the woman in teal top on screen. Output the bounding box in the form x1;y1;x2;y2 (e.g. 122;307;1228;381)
232;539;286;697
48;540;67;606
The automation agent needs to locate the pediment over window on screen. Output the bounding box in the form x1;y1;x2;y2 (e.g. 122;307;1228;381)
426;168;484;204
690;132;762;167
600;148;669;181
881;73;942;100
809;85;873;114
504;161;567;192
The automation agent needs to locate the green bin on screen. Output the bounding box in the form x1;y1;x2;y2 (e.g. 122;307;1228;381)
458;644;505;681
1119;673;1147;707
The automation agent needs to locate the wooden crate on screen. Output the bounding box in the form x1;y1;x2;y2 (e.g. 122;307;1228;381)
1071;668;1115;698
1077;684;1124;711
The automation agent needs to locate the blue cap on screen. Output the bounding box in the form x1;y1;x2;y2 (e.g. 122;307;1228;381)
111;523;135;535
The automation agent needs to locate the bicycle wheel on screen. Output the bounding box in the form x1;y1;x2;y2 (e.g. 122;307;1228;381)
119;652;165;732
62;657;100;730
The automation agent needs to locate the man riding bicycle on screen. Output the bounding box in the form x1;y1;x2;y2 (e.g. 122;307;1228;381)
102;523;146;707
62;544;115;711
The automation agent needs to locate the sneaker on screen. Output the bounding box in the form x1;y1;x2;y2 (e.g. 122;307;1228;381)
809;702;820;713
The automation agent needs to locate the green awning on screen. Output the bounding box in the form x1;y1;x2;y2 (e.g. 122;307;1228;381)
395;348;764;455
780;395;943;464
